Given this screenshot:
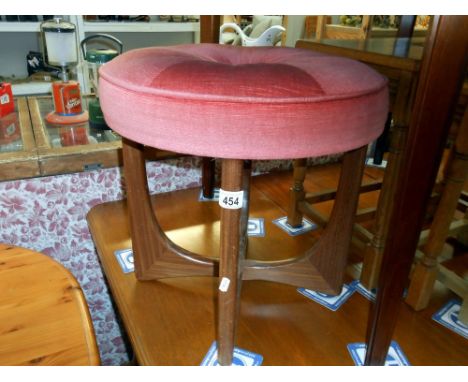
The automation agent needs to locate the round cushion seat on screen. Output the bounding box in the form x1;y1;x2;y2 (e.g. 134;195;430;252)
99;44;388;159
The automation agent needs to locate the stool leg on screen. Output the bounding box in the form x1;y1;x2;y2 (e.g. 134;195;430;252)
287;158;307;228
202;157;216;199
243;146;367;294
122;138;216;280
218;159;249;366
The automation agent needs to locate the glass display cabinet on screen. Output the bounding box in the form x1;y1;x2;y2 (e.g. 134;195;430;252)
304;15;432;40
28;95;122;176
27;95;179;177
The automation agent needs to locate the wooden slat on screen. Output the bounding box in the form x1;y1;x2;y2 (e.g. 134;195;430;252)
418;219;468;246
437;266;468;298
298;201;328;226
304;179;382;204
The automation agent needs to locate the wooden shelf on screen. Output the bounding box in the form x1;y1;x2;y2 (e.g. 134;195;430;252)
0;17;200;93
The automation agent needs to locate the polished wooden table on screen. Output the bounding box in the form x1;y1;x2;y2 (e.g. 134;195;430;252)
0;244;100;365
87;168;468;365
296;37;425;291
88;187;335;365
89;175;393;365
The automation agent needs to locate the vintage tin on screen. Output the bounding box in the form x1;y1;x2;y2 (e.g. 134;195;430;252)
0;83;15;118
51;81;84;115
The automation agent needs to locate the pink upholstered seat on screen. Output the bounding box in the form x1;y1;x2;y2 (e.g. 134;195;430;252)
99;44;388;159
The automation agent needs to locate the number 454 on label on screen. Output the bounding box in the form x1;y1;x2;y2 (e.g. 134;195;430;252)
219;189;244;210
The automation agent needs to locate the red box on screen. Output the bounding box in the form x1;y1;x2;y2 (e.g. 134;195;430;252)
0;83;15;118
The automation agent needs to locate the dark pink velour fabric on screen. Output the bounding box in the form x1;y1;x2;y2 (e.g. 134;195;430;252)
99;44;389;160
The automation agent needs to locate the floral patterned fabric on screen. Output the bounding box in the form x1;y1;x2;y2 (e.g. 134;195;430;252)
0;155;337;365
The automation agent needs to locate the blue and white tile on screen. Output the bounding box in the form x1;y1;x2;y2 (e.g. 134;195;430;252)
347;341;411;366
365;158;388;169
115;248;134;274
248;218;265;237
432;299;468;340
298;283;355;311
198;187;220;201
273;216;317;236
350;280;377;302
201;341;263;366
350;280;408;302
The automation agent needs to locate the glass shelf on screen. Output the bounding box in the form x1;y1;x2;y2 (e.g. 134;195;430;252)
35;96;121;148
0;95;185;181
28;94;179;177
28;94;123;175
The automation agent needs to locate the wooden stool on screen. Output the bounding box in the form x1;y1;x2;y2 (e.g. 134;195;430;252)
0;244;100;365
99;44;388;365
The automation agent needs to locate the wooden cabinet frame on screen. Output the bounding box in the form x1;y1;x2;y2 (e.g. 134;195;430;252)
0;98;40;181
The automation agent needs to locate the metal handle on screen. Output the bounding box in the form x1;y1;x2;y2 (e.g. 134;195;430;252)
80;34;123;58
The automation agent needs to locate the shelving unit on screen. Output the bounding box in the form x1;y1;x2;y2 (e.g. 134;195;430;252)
70;16;200;93
0;20;200;33
0;16;200;95
0;20;47;96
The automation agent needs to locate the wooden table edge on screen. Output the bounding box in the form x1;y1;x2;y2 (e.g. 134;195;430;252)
0;243;101;366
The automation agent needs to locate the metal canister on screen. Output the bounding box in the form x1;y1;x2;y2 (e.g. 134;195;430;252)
51;81;84;116
81;34;122;129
